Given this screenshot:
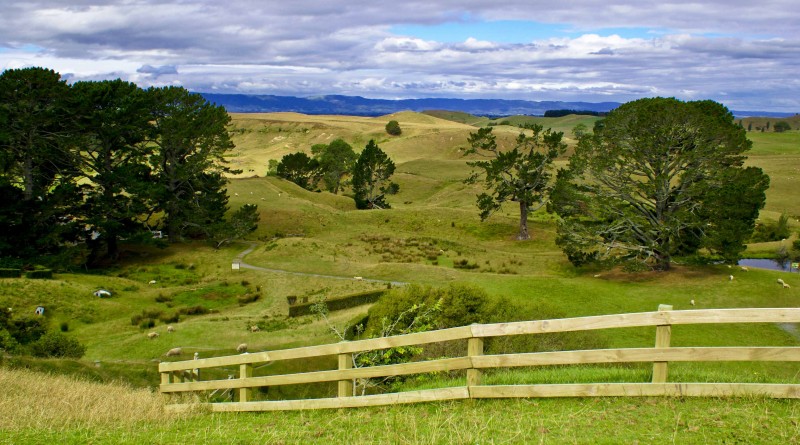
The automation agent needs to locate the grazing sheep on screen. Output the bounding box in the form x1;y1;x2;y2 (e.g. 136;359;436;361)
353;276;363;281
167;325;175;333
740;266;749;272
165;347;182;357
93;289;112;298
729;275;734;281
148;280;157;285
250;325;260;333
194;352;199;360
784;282;791;289
237;343;248;353
147;332;159;339
690;299;695;306
778;278;786;286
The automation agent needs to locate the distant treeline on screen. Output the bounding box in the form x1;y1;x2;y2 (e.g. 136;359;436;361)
543;109;607;117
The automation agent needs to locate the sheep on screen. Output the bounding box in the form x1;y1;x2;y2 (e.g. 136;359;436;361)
93;289;112;298
148;280;157;285
729;275;734;281
778;278;786;285
147;332;159;339
250;325;260;333
165;347;182;357
353;276;363;281
237;343;248;353
784;282;792;289
740;266;749;272
690;299;695;306
167;325;175;333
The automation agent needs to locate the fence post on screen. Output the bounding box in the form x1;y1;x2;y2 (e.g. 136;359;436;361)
338;352;353;397
467;327;484;387
239;363;253;402
652;304;673;383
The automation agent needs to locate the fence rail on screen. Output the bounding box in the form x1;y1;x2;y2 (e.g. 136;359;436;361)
159;306;800;411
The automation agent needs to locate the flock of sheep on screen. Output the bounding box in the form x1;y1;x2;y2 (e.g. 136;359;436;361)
145;323;260;358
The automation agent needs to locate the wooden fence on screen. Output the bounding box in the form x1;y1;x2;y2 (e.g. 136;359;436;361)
159;306;800;411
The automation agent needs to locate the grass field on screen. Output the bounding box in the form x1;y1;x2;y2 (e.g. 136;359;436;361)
1;111;799;443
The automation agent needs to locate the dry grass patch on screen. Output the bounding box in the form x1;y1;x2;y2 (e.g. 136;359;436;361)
0;366;199;430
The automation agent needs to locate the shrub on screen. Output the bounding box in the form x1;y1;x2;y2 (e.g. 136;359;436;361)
139;319;155;329
289;290;386;317
25;269;53;279
177;305;210;316
59;322;69;332
385;120;402;136
0;268;21;278
30;331;86;358
159;312;180;324
155;294;173;303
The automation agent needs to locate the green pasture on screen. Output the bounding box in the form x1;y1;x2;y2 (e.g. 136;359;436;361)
2;112;799;442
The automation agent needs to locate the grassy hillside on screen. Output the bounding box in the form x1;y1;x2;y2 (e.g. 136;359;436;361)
2;111;799;442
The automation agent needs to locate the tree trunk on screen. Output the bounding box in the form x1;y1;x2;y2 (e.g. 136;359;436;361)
517;201;530;240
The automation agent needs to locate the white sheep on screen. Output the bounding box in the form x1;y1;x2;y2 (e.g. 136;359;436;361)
729;275;734;281
740;266;749;272
784;282;791;289
165;347;182;357
167;325;175;333
93;289;112;298
250;325;260;333
237;343;248;353
147;332;159;339
148;280;157;285
778;278;786;285
690;299;695;306
353;276;363;281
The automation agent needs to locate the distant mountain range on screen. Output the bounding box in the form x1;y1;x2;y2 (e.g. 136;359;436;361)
198;93;795;118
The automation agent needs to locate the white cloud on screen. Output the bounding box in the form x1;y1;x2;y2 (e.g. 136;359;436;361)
0;0;798;111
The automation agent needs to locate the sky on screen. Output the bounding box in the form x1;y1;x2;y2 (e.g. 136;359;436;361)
1;1;799;112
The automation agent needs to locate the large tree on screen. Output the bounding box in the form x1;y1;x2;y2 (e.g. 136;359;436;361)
351;140;398;209
276;152;320;190
71;79;154;261
465;124;566;240
551;97;769;270
311;138;357;194
148;87;237;241
0;67;80;258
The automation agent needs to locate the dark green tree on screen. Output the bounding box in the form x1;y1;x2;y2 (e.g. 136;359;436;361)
276;152;320;190
465;124;566;240
551;97;769;270
71;79;154;261
385;120;402;136
0;67;80;259
351;140;398;209
774;121;791;132
148;87;237;241
312;138;357;193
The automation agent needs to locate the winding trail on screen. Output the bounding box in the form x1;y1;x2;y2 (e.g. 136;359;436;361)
233;242;407;286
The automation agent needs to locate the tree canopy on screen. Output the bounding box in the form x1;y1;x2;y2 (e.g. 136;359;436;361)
0;68;242;267
550;97;769;270
465;124;566;240
351;140;398;209
312;138;357;194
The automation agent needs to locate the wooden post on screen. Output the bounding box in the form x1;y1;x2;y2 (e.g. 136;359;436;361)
466;336;484;387
652;304;673;383
338;352;353;397
239;363;253;402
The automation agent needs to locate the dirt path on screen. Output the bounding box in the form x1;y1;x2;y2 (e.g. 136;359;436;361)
233;242;407;286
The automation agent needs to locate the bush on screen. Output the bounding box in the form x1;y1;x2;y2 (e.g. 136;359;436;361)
0;268;21;278
289;290;386;317
30;331;86;358
237;293;260;306
25;269;53;279
385;120;402;136
177;305;210;316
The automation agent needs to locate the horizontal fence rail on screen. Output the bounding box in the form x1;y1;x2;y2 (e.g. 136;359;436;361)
159;307;800;411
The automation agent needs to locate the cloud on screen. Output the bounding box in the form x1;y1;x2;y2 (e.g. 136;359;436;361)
0;1;798;111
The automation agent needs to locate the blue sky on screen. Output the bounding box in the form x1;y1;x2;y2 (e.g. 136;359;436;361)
1;0;799;112
392;21;662;43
